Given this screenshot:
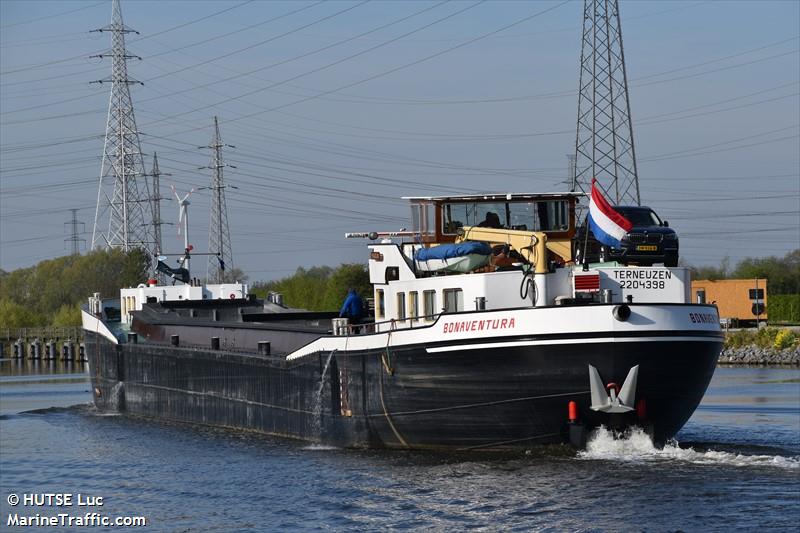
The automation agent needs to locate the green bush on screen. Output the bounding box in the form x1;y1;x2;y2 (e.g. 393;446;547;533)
725;327;798;350
0;299;47;328
773;329;797;350
755;326;779;348
251;264;370;312
51;304;82;327
0;249;149;327
725;329;756;349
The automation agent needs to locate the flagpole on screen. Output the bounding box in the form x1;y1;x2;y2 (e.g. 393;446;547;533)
581;180;595;271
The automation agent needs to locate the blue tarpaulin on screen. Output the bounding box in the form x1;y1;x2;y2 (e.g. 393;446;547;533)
414;241;492;261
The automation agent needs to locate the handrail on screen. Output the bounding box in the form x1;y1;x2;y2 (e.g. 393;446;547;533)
337;312;442;336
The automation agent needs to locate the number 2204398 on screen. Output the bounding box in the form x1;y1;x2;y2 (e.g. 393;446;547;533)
619;280;666;290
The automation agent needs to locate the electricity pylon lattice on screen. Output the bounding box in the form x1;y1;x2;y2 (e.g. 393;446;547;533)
203;116;235;283
147;152;169;258
64;209;86;255
573;0;640;206
147;153;171;283
91;0;155;254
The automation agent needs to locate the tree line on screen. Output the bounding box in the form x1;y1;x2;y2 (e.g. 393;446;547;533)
689;249;799;295
250;264;371;312
0;249;149;328
688;249;799;323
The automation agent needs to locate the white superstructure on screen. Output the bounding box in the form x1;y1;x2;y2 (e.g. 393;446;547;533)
119;282;248;324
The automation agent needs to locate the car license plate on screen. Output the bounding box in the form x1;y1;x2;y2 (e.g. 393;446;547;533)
636;245;658;251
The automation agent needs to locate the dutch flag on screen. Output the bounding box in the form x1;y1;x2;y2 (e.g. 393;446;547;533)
588;179;633;248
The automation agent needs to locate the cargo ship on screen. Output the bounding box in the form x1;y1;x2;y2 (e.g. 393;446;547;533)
82;192;722;450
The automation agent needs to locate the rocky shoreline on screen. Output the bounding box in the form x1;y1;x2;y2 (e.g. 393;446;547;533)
719;345;800;365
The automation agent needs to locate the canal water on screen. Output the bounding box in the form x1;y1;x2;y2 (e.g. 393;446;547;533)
0;360;797;532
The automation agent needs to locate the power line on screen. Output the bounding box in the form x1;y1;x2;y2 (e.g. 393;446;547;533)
146;1;366;83
132;1;448;108
143;1;569;128
0;1;105;30
0;0;261;75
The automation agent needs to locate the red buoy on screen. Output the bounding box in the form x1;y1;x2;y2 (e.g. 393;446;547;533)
568;400;578;423
606;382;620;394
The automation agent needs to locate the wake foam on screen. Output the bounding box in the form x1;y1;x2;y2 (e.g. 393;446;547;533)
578;426;799;469
301;443;339;451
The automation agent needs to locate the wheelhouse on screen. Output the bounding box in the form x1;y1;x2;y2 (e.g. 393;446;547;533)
406;192;580;244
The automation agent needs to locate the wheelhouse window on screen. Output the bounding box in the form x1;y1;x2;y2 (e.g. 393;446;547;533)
442;199;571;234
423;290;436;321
443;288;463;313
442;202;507;234
410;202;435;240
397;292;406;321
376;289;385;319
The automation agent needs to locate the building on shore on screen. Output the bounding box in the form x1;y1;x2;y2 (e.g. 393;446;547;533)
691;279;768;327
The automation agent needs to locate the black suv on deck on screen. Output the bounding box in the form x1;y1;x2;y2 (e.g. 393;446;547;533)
575;206;679;267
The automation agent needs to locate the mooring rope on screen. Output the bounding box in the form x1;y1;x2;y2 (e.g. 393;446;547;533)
378;328;408;448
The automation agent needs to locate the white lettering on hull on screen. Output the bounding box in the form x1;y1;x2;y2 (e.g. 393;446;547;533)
442;317;516;334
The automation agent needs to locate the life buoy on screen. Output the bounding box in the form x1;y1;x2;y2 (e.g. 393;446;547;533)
229;293;236;300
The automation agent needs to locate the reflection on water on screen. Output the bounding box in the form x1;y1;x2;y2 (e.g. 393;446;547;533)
682;366;800;455
0;357;88;378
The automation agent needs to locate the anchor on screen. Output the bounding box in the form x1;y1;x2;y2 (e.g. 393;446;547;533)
588;364;639;413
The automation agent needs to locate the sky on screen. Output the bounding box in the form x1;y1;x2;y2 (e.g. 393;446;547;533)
1;0;798;282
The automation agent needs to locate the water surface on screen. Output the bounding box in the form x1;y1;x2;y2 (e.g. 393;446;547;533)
1;361;797;532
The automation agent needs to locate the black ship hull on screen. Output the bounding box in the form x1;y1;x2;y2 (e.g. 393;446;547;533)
85;325;721;450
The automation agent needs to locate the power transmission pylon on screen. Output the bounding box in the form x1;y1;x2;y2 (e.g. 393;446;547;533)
147;152;170;258
64;209;86;255
573;0;641;206
201;116;236;283
147;152;170;282
90;0;155;255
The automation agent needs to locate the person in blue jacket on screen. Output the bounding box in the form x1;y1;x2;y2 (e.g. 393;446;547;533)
339;288;364;323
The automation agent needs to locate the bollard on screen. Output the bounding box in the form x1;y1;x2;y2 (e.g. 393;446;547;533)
46;341;57;360
30;339;42;360
0;342;4;358
171;335;179;347
332;318;349;336
127;332;138;344
62;340;75;361
78;343;86;361
211;337;220;350
258;341;271;355
14;339;23;359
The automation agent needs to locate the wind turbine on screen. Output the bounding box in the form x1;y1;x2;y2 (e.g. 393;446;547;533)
172;185;194;274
